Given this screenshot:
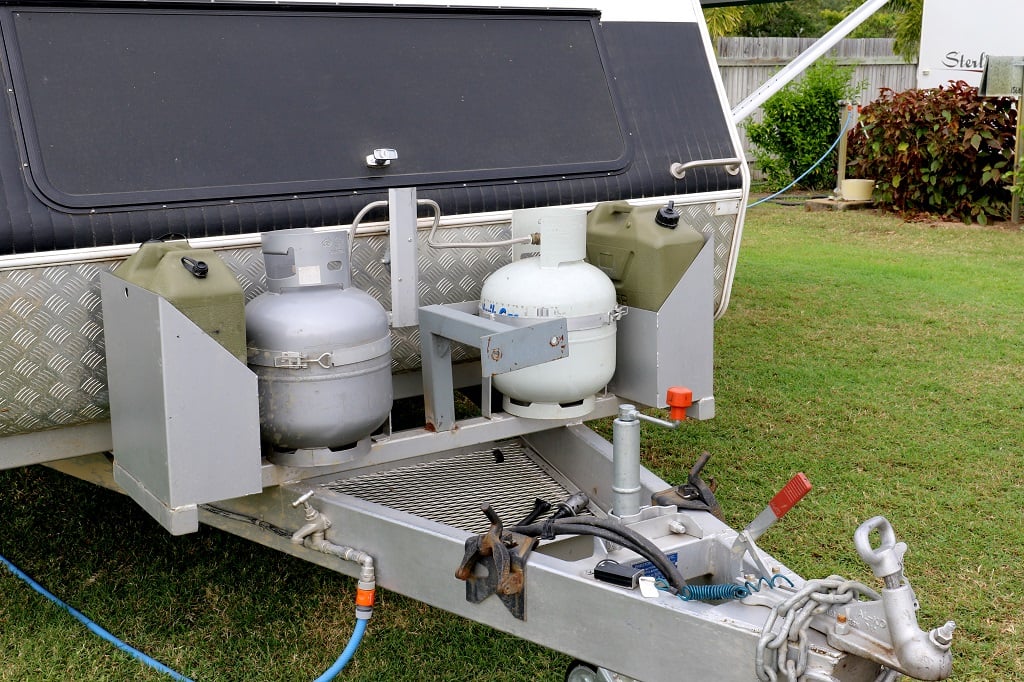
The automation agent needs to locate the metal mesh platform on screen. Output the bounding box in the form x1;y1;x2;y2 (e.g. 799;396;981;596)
319;441;582;534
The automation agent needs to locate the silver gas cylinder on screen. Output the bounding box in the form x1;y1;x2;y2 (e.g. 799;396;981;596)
245;228;392;466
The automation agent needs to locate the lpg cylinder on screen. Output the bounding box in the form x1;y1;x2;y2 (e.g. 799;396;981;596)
479;208;619;419
245;228;392;466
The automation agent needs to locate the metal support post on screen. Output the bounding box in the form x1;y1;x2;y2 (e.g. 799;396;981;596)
1014;95;1023;224
611;405;642;517
388;187;421;327
835;101;857;199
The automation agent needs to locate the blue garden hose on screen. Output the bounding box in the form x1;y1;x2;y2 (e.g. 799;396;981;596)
0;551;194;682
1;551;368;681
313;618;369;682
748;108;858;209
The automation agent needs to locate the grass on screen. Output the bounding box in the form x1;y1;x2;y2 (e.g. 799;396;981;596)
1;203;1022;681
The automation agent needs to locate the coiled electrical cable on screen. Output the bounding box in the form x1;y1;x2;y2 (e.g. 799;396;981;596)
656;573;795;602
682;583;750;601
744;574;795;594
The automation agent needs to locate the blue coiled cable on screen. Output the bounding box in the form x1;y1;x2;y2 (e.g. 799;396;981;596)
681;583;750;601
656;573;795;603
744;573;795;594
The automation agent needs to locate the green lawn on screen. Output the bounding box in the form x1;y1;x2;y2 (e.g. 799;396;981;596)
1;204;1021;681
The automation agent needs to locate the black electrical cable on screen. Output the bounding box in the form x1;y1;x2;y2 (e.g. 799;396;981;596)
554;520;686;592
512;524;655;573
199;504;294;538
511;518;686;593
553;517;682;580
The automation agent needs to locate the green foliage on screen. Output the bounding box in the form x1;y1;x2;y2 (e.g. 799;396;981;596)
847;81;1017;224
821;5;896;40
702;0;921;65
737;0;830;37
745;59;861;191
704;0;918;42
888;0;923;62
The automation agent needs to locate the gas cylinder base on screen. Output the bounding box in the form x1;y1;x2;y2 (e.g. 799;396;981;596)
502;395;595;420
267;437;371;468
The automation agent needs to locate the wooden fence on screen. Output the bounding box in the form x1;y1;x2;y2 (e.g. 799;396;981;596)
715;37;918;176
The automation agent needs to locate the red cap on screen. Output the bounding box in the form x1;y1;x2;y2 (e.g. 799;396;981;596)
665;386;693;421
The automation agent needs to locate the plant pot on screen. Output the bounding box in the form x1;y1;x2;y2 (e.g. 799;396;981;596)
841;179;875;201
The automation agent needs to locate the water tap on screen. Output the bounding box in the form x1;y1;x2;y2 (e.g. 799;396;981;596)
291;491;331;545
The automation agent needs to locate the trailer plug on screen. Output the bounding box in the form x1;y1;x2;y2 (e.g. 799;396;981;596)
550;492;590;521
593;559;643;589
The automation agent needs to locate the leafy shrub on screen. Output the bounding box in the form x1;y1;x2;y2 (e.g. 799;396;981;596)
746;58;861;190
847;81;1017;224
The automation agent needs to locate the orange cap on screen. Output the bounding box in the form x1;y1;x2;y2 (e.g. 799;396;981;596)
665;386;693;421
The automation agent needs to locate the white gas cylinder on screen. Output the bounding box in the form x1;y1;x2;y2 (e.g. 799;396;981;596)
479;207;619;419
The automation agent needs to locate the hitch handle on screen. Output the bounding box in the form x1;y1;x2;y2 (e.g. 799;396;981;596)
743;473;812;542
769;473;813;518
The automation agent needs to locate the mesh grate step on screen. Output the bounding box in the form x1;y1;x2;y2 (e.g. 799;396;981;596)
319;441;584;534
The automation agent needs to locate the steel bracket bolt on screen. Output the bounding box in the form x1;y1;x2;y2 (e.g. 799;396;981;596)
668;520;687;535
930;621;956;648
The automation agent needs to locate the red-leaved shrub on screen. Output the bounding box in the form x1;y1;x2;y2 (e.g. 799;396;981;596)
847;81;1017;224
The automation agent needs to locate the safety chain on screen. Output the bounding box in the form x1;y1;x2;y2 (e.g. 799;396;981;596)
755;576;882;682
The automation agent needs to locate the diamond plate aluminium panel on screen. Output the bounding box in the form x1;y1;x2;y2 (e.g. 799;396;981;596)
0;206;739;438
0;262;117;436
680;201;737;315
0;224;511;437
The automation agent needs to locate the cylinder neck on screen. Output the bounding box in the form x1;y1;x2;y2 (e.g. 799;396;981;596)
261;228;352;293
511;207;586;268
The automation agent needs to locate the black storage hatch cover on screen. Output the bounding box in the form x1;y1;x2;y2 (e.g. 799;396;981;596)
2;6;628;209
